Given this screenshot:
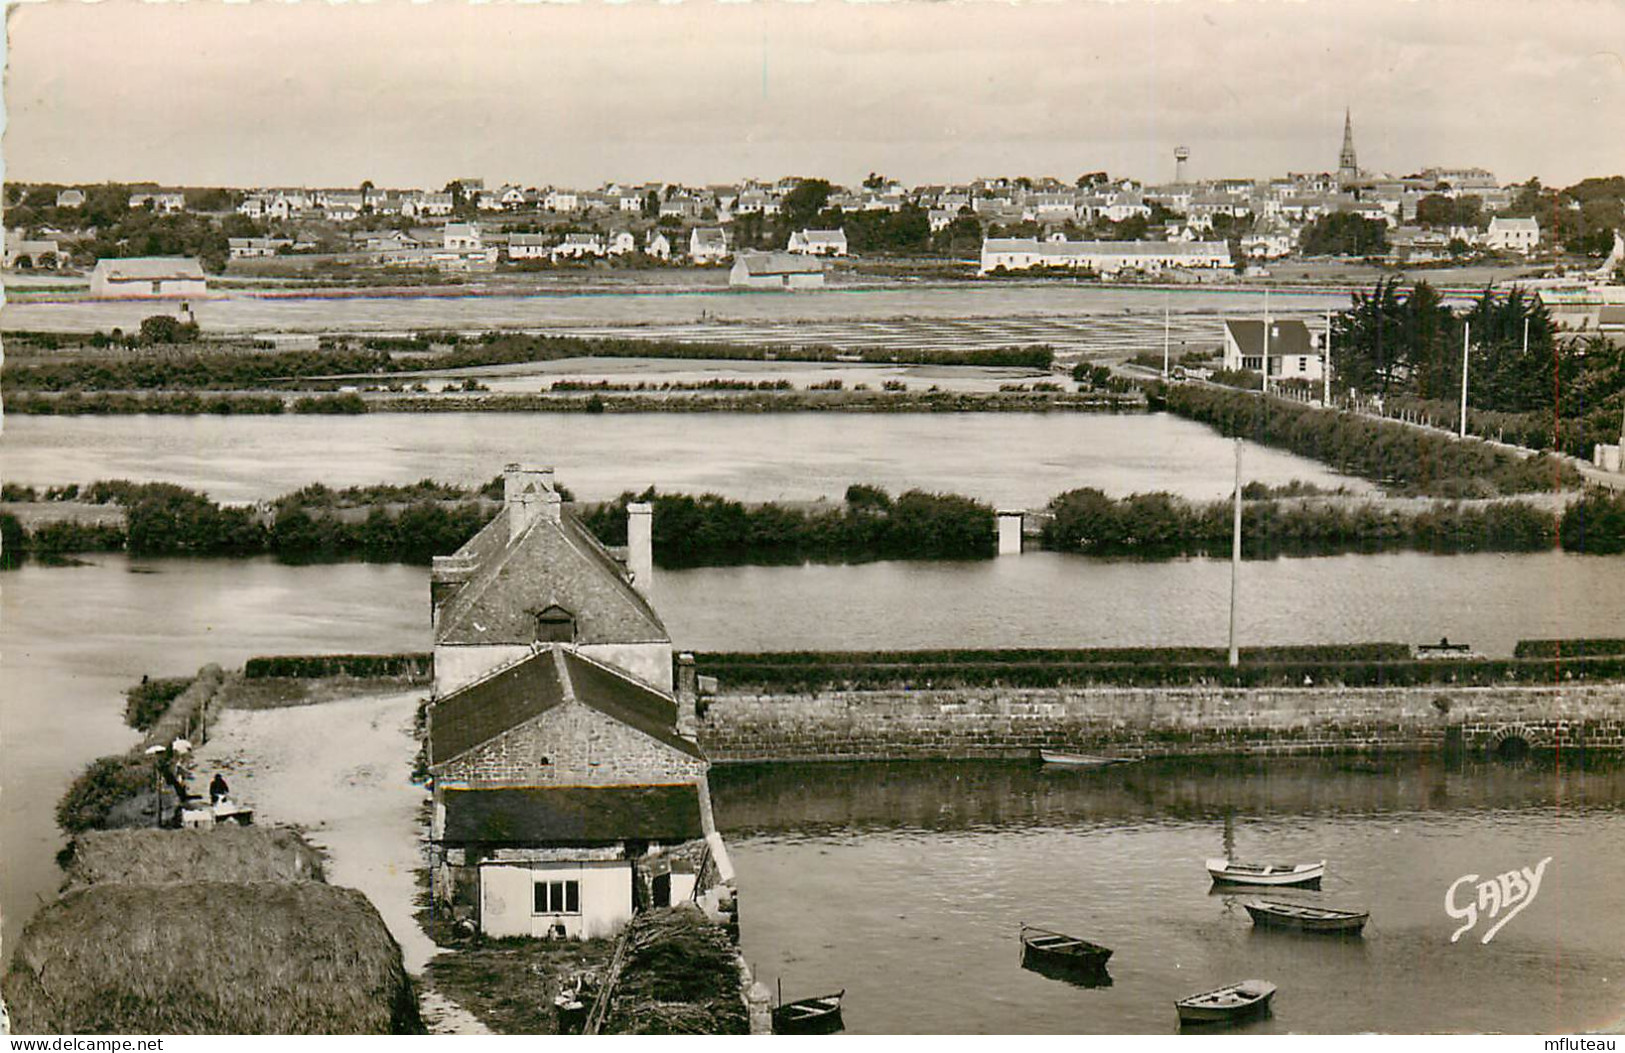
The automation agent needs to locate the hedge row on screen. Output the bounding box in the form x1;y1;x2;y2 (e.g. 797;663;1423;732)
243;653;434;680
692;643;1413;669
1164;383;1583;496
693;654;1625;691
1512;639;1625;659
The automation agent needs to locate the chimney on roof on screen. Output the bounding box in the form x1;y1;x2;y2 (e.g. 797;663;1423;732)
430;554;478;627
504;463;558;541
627;502;654;597
675;652;698;740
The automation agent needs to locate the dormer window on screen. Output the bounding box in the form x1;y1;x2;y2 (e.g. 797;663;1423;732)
534;605;576;643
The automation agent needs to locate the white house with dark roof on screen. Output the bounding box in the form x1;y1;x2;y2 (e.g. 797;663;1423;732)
506;233;549;260
89;257;208;298
55;189;86;209
1222;318;1324;381
787;229;848;256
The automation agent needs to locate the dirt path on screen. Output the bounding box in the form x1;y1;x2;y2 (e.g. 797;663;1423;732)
193;689;491;1032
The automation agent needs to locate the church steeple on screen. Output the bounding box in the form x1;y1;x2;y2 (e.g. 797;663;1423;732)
1338;108;1360;187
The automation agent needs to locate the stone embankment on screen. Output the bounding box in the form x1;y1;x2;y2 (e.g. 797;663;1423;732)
697;683;1625;762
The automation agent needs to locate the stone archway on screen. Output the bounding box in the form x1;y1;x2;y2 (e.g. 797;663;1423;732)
1489;723;1538;760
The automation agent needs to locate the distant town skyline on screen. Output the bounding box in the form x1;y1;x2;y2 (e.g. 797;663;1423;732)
3;1;1622;191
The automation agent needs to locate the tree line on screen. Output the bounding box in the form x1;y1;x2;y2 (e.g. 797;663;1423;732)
7;476;1625;570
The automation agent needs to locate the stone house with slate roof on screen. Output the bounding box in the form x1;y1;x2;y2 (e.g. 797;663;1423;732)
427;643;720;939
430;465;670;694
426;464;733;938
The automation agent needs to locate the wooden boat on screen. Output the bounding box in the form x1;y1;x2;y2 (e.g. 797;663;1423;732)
1175;979;1276;1026
1206;857;1324;888
1039;749;1135;768
1020;925;1113;973
1244;899;1368;935
772;990;844;1034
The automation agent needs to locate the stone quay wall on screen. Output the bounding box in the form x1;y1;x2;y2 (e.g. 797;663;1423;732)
696;683;1625;762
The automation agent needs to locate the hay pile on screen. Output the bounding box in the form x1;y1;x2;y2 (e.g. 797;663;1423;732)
62;827;326;889
2;882;422;1034
603;906;748;1035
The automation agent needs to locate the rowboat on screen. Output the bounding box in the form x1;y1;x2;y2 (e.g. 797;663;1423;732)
772;990;844;1034
1206;858;1325;888
1244;899;1368;935
1039;749;1135;768
1175;979;1276;1026
1020;925;1113;974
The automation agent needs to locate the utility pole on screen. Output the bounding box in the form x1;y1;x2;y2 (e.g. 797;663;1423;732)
1261;288;1270;394
1228;439;1243;668
1459;321;1471;439
1324;310;1333;407
1163;292;1171;380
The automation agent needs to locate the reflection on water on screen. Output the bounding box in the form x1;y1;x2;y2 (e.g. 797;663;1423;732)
713;758;1625;1034
0;411;1362;507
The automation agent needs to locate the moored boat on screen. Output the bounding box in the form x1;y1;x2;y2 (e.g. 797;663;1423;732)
1039;749;1135;768
1020;924;1113;974
772;990;845;1034
1206;857;1325;888
1244;899;1368;935
1175;979;1277;1026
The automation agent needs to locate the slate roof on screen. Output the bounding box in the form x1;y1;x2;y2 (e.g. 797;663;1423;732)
441;784;703;845
735;252;823;276
1225;319;1315;357
91;257;207;282
434;505;668;648
428;644;701;768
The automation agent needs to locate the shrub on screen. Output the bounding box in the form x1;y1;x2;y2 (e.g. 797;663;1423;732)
56;754;156;834
124;676;194;732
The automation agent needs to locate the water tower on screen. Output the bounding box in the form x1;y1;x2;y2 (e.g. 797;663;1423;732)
1174;146;1190;184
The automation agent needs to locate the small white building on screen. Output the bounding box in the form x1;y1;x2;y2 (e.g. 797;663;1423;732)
730;251;825;289
979;237;1232;276
608;231;637;257
544;190;580;213
645;231;672;260
128;192;187;214
444;223;483;252
55;189;86;209
1221;318;1324;382
506;233;550;260
228;237;292;259
1485;217;1540;254
89;257;209;298
689;227;729;264
4;234;62;269
787;229;848;256
552;233;606;261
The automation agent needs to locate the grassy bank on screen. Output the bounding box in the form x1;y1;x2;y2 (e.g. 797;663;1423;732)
1164;383;1583;497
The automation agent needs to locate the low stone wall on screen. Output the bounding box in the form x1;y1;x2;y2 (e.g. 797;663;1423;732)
697;683;1625;762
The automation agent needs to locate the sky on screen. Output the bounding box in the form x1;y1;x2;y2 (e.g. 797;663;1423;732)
3;0;1623;191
